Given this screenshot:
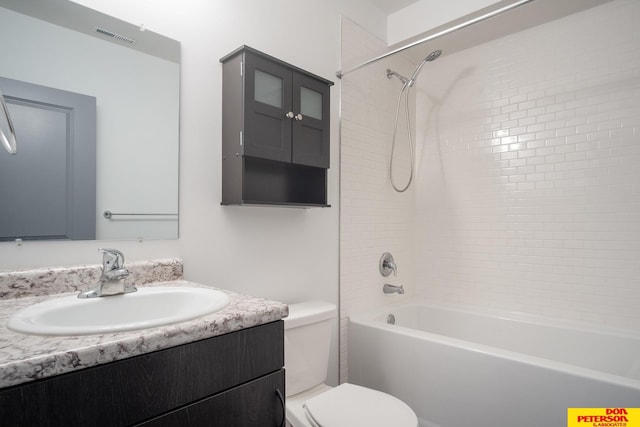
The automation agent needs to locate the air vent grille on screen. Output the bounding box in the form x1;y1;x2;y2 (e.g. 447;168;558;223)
95;27;136;45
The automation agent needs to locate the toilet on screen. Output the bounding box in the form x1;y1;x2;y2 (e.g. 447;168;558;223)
284;301;418;427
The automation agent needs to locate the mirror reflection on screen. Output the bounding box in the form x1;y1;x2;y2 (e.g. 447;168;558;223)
0;0;180;241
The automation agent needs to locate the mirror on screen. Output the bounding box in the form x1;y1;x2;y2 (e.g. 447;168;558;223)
0;0;180;241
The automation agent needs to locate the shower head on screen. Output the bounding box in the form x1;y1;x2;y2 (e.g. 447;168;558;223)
386;49;442;88
407;49;442;86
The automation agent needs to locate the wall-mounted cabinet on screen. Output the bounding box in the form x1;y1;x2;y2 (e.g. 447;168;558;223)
220;46;333;207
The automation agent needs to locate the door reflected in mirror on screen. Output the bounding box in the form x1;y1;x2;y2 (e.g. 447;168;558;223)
0;0;180;241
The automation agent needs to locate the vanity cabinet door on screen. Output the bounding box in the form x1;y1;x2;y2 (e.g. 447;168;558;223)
138;369;285;427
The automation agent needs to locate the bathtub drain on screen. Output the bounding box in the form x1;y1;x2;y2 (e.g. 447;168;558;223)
387;314;395;325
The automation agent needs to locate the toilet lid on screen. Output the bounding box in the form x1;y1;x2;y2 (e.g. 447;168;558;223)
303;383;417;427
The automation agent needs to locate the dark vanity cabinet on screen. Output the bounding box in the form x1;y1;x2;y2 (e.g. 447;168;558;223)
0;321;285;427
220;45;333;207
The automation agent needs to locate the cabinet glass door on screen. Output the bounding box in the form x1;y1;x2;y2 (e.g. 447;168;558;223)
255;70;282;108
292;74;330;168
243;52;292;163
300;87;322;120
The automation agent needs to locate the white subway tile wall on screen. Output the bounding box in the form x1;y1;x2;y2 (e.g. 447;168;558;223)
414;0;640;329
340;17;416;382
341;0;640;381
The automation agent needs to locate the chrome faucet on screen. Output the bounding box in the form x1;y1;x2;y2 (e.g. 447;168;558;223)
379;252;397;277
383;284;405;294
78;248;136;298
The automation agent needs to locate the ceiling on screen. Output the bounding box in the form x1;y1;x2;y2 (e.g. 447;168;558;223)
365;0;419;15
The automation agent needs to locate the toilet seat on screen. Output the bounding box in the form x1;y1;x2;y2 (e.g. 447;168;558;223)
302;383;417;427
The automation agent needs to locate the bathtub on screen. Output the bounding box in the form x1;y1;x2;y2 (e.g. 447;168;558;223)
348;300;640;427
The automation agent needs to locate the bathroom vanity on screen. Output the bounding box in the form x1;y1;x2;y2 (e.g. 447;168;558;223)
0;321;284;426
0;260;288;426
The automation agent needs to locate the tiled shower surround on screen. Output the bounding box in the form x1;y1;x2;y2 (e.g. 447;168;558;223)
340;16;416;382
340;0;640;380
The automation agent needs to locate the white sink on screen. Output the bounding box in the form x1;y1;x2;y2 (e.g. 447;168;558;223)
7;286;230;336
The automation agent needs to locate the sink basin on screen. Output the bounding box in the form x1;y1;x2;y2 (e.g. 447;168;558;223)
7;286;230;336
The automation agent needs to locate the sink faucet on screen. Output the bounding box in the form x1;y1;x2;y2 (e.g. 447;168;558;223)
78;248;136;298
383;284;405;294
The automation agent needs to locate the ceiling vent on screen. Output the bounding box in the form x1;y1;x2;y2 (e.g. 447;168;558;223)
94;27;136;45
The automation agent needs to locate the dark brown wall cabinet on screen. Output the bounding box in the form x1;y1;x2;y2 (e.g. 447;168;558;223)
0;321;285;427
220;45;333;207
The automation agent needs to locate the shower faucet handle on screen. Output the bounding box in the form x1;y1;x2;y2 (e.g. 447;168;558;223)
379;252;397;277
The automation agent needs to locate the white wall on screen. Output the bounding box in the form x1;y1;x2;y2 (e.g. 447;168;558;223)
0;0;387;386
414;0;640;330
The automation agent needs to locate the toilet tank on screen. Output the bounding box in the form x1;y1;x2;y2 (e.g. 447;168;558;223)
284;301;336;397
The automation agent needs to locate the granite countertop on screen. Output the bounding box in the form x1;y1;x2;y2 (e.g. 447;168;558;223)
0;279;288;389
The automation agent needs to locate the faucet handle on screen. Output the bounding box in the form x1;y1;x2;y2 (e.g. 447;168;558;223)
99;248;125;270
78;248;131;298
379;252;397;277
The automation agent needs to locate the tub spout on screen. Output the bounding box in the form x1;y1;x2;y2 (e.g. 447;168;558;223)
383;284;404;294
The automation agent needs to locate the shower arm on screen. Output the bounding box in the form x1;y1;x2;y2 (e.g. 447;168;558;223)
386;69;409;85
336;0;534;79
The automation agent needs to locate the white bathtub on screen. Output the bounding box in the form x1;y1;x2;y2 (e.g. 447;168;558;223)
348;300;640;427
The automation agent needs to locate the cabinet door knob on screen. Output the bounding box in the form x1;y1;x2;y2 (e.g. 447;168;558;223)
295;113;303;121
285;111;294;119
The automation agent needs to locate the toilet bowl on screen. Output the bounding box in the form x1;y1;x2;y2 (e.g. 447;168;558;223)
284;301;417;427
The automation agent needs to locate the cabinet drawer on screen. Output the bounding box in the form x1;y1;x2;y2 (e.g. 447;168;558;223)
138;369;285;427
